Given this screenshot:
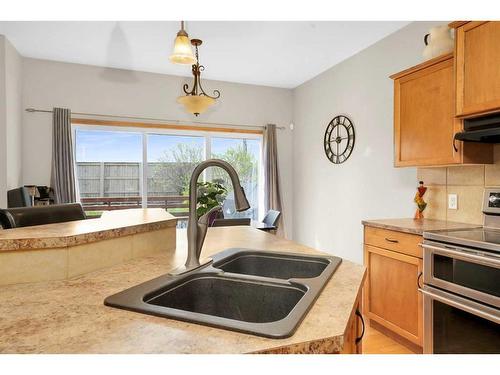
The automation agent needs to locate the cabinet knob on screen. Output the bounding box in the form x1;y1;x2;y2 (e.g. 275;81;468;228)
385;237;399;243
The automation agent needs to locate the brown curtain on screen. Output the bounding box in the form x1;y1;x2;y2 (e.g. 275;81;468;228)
51;107;77;203
263;124;284;236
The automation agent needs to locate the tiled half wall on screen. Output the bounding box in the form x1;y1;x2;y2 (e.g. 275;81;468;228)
417;145;500;225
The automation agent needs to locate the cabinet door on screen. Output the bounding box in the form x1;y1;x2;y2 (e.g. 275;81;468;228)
341;295;363;354
456;21;500;117
364;244;423;347
394;56;461;166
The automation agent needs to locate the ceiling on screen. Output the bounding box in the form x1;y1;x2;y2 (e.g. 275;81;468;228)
0;21;410;88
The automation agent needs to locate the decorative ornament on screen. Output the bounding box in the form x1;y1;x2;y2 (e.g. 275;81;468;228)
414;180;427;219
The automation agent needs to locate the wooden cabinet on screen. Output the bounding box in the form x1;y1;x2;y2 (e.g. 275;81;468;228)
391;53;492;167
453;21;500;117
341;294;364;354
363;226;423;350
364;226;422;258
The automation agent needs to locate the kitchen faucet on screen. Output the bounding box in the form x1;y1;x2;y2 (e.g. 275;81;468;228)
171;159;250;274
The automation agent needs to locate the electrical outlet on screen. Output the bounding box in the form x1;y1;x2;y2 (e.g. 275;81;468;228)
448;194;458;210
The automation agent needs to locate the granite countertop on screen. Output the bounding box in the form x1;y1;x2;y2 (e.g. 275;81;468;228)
362;218;482;235
0;208;177;251
0;226;365;354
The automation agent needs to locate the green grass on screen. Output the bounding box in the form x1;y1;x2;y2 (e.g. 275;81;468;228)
85;211;103;218
167;208;189;213
84;209;189;218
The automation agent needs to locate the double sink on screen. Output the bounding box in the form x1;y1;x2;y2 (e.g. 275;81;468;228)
105;248;341;338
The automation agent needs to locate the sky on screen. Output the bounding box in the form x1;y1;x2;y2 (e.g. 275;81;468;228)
75;129;261;163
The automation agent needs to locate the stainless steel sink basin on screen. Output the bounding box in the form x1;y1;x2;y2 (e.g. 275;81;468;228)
105;248;341;338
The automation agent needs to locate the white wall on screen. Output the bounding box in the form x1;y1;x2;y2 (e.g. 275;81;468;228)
0;35;23;208
292;21;444;264
21;58;294;236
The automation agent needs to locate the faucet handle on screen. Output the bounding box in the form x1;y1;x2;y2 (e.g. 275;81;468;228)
198;205;222;226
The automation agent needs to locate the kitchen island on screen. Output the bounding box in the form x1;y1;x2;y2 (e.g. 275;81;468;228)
0;209;177;285
0;226;365;354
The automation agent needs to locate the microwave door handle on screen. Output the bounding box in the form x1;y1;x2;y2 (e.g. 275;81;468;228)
421;288;500;324
421;243;500;268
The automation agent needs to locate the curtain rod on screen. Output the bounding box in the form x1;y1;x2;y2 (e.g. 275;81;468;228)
25;108;286;130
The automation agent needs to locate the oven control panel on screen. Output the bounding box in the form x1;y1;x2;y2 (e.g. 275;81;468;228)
483;189;500;214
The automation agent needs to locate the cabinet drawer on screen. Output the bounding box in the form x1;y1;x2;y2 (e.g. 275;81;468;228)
364;226;422;258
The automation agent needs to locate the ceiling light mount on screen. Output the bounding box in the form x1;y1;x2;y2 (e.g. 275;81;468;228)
176;21;188;37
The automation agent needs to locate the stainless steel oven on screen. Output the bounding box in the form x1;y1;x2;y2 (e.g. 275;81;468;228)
421;189;500;353
423;242;500;307
421;241;500;353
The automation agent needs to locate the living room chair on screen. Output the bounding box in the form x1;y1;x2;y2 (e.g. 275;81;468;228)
0;203;87;229
7;187;33;208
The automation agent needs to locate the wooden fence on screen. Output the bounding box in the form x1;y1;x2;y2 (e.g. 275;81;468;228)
77;162;141;197
77;162;191;216
76;161;195;198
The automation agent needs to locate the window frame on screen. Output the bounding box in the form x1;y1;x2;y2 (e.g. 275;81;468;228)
72;123;264;218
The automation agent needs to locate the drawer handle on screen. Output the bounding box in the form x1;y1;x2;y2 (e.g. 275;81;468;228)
355;310;365;345
385;237;399;243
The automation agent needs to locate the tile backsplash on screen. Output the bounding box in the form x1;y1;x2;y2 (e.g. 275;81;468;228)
417;145;500;225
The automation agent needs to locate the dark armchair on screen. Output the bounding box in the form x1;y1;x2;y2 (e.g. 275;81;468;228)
0;203;86;229
7;187;32;208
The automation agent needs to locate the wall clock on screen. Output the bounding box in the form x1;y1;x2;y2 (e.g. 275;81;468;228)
323;115;355;164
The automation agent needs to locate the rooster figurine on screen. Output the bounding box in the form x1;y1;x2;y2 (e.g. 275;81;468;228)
414;181;427;219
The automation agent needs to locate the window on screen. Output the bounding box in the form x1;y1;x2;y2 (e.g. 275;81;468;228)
73;125;263;220
147;134;205;216
210;137;261;220
74;129;143;210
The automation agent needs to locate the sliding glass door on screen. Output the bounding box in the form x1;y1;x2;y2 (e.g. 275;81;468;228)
74;125;262;219
146;134;205;217
210;137;261;220
74;129;143;212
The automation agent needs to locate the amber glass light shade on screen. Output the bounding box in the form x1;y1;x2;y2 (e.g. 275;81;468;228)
169;34;196;65
177;95;215;116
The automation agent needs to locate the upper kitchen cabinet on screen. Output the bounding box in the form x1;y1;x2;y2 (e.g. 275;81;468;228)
391;53;492;167
452;21;500;118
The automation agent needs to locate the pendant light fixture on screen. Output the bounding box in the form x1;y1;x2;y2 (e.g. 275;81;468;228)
170;22;221;116
169;21;195;65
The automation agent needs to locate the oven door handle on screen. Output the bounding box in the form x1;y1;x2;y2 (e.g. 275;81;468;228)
420;287;500;324
421;243;500;268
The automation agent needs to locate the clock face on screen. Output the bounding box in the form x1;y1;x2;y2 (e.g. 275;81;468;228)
323;115;355;164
